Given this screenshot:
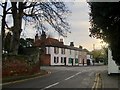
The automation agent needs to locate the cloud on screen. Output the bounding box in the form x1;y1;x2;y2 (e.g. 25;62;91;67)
62;2;104;51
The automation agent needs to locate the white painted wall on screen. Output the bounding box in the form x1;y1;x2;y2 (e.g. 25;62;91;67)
48;47;67;65
46;46;83;66
66;49;78;66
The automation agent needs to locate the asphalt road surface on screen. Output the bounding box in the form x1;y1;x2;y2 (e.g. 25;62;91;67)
3;65;107;89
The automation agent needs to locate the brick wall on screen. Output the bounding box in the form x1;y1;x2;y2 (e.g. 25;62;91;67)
40;54;51;66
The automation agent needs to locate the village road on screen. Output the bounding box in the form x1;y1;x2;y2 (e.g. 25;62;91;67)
3;65;107;89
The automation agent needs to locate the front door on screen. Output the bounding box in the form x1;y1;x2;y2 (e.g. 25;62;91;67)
72;59;73;66
64;57;66;66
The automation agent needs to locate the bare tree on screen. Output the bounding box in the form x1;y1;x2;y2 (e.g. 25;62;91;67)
1;1;8;50
0;1;71;55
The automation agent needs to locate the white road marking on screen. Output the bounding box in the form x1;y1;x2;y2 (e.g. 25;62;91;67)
41;71;82;90
43;82;59;89
65;75;75;80
65;72;82;80
88;72;94;76
75;72;82;75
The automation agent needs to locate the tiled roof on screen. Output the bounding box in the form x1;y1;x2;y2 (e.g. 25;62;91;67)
65;45;82;51
33;37;82;51
34;37;63;46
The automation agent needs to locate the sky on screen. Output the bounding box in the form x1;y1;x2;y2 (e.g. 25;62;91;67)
0;1;106;51
52;2;106;51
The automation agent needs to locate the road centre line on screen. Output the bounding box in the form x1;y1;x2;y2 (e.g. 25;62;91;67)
65;71;82;80
65;75;75;80
41;71;82;89
43;82;59;89
75;72;82;75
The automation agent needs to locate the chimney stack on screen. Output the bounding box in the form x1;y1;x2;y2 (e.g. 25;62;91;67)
41;30;46;40
79;45;83;49
70;42;74;47
60;38;64;44
35;33;39;42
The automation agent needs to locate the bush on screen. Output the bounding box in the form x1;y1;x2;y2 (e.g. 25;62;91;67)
2;55;40;78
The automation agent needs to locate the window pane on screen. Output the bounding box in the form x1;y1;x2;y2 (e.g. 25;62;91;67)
54;47;56;54
69;58;72;63
54;47;59;54
75;58;78;63
61;57;63;63
70;50;71;54
57;48;59;54
57;57;59;63
64;49;65;54
64;57;66;63
54;57;56;63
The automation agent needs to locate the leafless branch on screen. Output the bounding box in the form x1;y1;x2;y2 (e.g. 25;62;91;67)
22;2;70;37
0;3;4;8
0;15;2;17
6;7;12;12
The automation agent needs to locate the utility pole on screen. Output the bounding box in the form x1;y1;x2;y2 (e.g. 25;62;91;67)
93;44;95;65
93;44;95;50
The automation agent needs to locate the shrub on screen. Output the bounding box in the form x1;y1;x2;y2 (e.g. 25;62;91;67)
2;55;40;78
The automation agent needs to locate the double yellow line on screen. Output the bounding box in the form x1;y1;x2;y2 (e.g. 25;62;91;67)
92;73;102;90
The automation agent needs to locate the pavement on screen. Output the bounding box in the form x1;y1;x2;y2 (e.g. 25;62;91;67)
100;70;120;89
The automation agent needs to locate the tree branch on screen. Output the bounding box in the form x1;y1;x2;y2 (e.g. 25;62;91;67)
0;3;4;8
5;22;10;29
0;15;2;17
6;12;12;14
6;7;12;12
24;2;38;9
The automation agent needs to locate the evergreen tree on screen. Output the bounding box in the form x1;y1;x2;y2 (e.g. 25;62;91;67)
88;2;120;65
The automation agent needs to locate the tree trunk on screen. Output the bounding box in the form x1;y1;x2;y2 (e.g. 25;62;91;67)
1;1;7;50
10;2;23;55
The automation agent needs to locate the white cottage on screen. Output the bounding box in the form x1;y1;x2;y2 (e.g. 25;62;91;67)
34;32;87;66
